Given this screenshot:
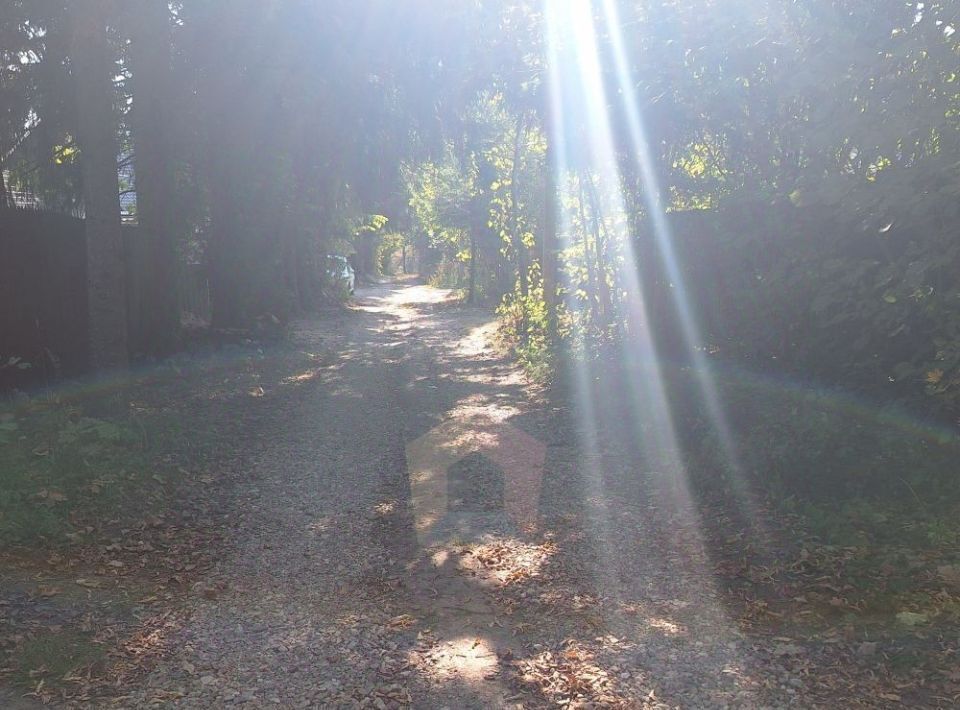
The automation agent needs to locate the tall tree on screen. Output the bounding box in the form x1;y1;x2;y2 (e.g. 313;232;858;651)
69;0;128;369
126;1;179;356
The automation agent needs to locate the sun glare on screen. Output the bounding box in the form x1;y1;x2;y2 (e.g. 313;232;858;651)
6;0;956;705
544;0;749;637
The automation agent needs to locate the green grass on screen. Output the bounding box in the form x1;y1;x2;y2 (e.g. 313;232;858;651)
788;497;960;549
13;630;106;687
0;394;167;544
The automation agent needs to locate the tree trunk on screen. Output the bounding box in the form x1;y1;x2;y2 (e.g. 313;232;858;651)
577;173;600;325
208;166;244;329
70;1;128;370
468;232;478;304
0;163;9;208
542;115;560;343
355;232;377;284
128;0;179;356
585;172;612;331
283;121;314;311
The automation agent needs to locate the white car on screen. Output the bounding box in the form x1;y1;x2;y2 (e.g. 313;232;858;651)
326;255;356;294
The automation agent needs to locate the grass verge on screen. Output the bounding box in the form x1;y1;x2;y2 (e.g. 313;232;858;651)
0;392;175;546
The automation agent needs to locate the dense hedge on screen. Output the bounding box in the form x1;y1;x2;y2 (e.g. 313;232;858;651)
641;200;960;420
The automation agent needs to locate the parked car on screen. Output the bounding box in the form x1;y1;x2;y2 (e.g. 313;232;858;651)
326;254;356;294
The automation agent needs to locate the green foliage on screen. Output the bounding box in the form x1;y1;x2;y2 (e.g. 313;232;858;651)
357;214;390;235
404;93;546;309
13;630;105;689
427;254;468;289
496;282;553;380
634;201;960;416
375;232;408;274
404;146;478;257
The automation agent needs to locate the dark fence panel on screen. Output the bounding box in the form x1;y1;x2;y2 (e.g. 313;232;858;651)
0;209;153;390
1;208;89;388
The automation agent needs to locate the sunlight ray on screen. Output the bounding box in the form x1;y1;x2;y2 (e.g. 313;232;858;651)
598;0;760;529
544;1;707;610
549;0;688;486
545;1;627;606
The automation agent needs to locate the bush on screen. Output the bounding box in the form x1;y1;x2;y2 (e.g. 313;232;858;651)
638;200;960;420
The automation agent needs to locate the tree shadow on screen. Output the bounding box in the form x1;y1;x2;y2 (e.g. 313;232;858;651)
363;287;929;707
8;283;936;706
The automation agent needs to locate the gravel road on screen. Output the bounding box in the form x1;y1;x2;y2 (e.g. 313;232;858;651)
111;282;923;709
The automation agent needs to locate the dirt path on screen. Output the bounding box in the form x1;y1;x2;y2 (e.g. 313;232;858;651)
52;282;951;708
114;283;530;708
